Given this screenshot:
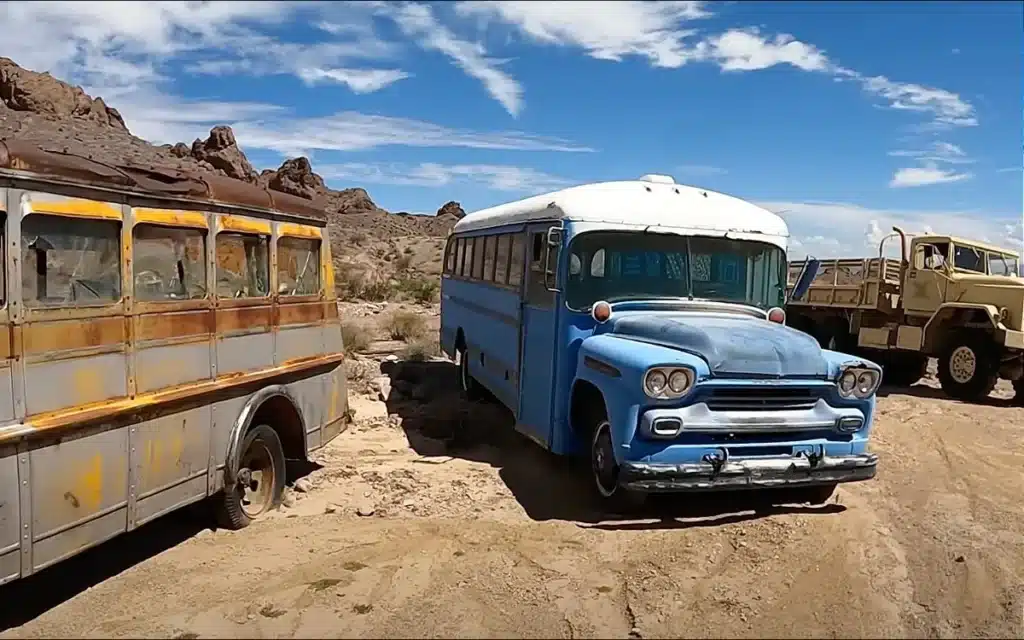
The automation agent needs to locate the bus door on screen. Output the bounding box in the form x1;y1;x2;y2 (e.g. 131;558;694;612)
516;223;561;448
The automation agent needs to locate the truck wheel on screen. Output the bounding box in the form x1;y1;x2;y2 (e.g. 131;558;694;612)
883;353;928;387
938;333;998;401
218;424;286;530
456;344;483;400
590;419;645;512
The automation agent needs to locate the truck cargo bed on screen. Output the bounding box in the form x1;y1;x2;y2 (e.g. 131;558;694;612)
787;257;904;312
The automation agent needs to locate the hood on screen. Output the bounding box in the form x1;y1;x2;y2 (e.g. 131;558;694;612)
604;311;828;378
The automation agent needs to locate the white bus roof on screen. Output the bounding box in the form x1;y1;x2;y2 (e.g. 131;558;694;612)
452;175;789;241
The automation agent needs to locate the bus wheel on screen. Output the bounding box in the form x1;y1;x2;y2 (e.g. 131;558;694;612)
456;344;483;400
219;424;286;530
590;420;645;512
938;333;997;401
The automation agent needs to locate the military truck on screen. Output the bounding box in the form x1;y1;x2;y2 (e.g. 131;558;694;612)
785;227;1024;402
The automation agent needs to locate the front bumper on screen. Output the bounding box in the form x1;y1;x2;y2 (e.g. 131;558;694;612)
620;449;877;492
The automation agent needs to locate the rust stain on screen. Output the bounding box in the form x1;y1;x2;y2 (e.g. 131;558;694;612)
24;317;125;354
76;454;104;513
278;222;322;239
136;310;214;342
218;214;271;235
217;305;273;333
278;301;325;327
19;351;344;438
133;208;208;229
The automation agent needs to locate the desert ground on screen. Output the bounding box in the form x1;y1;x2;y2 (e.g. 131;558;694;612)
1;302;1021;640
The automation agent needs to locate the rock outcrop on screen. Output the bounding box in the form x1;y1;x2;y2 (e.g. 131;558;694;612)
436;201;466;219
189;125;256;183
0;57;126;129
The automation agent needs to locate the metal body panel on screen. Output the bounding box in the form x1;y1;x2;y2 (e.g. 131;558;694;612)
276;325;325;363
217;332;274;375
0;455;19;585
24;352;128;415
135;341;213;393
133;406;212;524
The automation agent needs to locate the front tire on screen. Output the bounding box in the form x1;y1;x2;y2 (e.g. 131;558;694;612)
218;424;286;530
937;333;998;401
590;420;645;512
787;483;837;505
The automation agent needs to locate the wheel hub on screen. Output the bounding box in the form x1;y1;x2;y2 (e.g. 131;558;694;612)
949;346;977;384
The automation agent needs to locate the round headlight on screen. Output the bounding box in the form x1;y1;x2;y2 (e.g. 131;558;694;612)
840;371;857;393
646;370;667;395
857;371;875;394
668;369;691;394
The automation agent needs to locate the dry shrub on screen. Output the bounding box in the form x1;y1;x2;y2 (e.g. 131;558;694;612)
384;309;427;341
340;319;373;352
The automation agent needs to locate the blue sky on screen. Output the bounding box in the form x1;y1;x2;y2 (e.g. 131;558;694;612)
2;0;1021;258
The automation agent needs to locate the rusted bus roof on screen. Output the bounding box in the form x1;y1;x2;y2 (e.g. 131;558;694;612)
0;138;326;223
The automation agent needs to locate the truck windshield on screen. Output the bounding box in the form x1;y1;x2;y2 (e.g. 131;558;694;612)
565;231;786;310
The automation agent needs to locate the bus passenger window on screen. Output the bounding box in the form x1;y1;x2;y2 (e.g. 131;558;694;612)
133;224;207;301
444;237;456;274
471;237;485;280
22;214;121;307
494;234;510;284
216;232;269;298
482;235;496;282
278;236;321;296
462;238;475;278
455;238;466;277
508;234;525;287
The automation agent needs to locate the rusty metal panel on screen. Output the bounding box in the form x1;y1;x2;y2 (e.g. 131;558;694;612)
0;453;20;585
135;341;212;393
132;406;212;527
287;375;325;450
276;326;325;364
216;332;274;376
24;352;128;415
322;322;343;355
210;395;248;476
0;365;15;424
30;427;128;571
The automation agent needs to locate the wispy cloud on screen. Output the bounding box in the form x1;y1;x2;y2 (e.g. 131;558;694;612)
996;166;1022;174
295;68;411;93
889;164;972;188
888;141;974;165
319;161;571;193
383;2;524;116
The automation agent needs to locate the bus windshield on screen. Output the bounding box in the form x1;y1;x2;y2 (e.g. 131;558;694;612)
565;231;786;311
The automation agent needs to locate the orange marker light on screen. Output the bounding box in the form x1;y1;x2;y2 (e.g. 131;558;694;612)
592;300;612;323
767;307;786;324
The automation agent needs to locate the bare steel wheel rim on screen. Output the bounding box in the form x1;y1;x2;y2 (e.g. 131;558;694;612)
238;438;276;518
949;346;977;384
591;421;619;498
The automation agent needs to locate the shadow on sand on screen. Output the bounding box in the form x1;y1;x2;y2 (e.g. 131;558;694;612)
380;358;848;531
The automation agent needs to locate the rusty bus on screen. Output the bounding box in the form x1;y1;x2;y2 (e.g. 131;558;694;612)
0;140;349;584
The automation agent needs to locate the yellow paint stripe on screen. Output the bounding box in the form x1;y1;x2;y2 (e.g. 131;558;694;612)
26;198;122;221
134;208;209;229
219;214;271;235
278;223;322;239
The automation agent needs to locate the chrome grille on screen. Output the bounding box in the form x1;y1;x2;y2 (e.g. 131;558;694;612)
704;387;820;411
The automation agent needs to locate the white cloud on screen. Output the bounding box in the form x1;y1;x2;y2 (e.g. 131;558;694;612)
888;141;973;165
296;68;410;93
383;2;524;116
227;112;594;157
699;28;830;72
761;200;1023;260
996;166;1022;174
318;161;571;193
454;1;710;68
889;164;972;188
839;70;977;128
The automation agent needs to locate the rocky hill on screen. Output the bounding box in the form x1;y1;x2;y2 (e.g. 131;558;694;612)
0;57;463;301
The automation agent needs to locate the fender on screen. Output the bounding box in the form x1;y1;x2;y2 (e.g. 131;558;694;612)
923;302;1004;351
223;385;306;486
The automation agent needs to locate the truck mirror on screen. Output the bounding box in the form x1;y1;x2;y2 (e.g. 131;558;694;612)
790;258;819;301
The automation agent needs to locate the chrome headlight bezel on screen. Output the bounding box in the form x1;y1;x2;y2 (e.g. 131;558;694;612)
643;366;696;400
837;365;880;399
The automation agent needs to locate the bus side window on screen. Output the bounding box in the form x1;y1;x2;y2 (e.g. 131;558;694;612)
471;236;485;280
454;237;466;277
278;236;321;296
494;234;510;285
482;235;496;282
526;231;555;306
133;224;207;301
22;214;121;307
216;231;270;298
444;236;456;274
462;237;475;278
508;233;525;288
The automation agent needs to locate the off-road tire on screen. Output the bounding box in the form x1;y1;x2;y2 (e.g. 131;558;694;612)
217;424;286;530
937;332;998;402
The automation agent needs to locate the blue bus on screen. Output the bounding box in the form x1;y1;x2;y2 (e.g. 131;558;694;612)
439;174;880;508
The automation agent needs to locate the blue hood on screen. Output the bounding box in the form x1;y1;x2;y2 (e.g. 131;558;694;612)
604;311;828;378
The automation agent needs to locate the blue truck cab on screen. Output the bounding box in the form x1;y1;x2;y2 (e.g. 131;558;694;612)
440;174;880;506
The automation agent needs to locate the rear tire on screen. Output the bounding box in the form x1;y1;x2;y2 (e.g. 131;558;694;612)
218;424;286;530
937;333;998;401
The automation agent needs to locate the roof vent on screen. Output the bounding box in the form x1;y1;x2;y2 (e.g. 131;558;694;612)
638;174;675;184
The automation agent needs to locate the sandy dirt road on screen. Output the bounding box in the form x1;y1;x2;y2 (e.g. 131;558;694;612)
2;358;1022;639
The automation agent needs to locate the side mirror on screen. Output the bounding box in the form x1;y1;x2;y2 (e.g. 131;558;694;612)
546;226;563;247
790;257;819;302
